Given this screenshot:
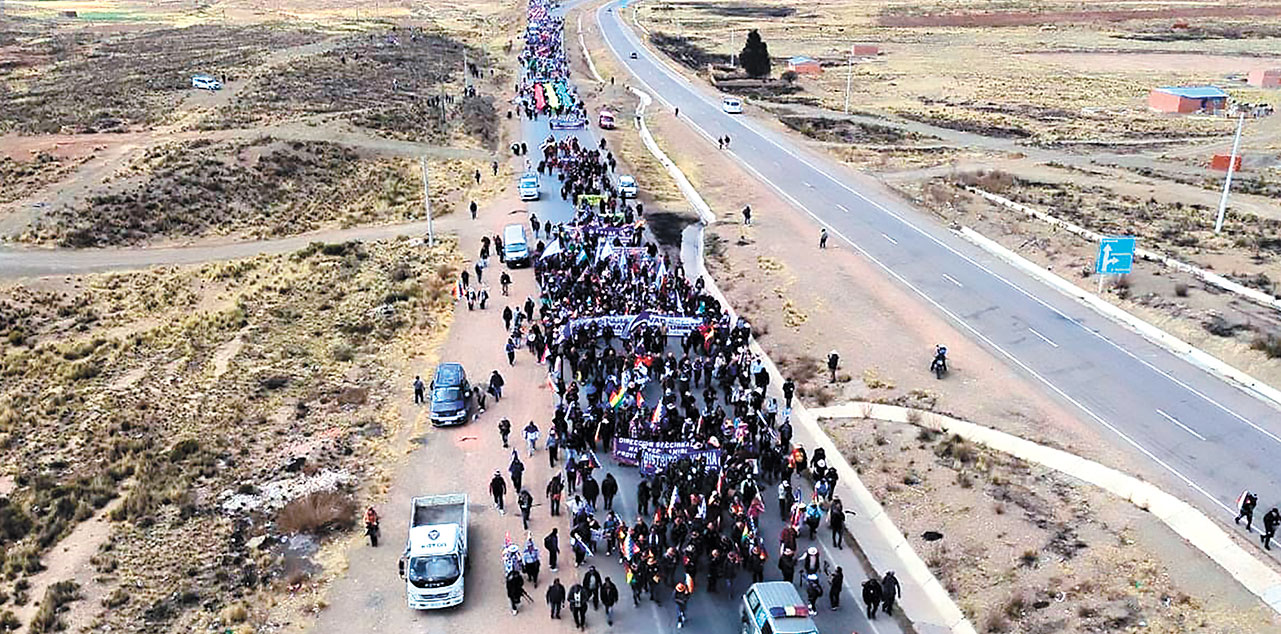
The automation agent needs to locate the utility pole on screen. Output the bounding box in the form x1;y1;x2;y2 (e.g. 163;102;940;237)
1214;112;1246;234
843;51;853;114
421;157;434;246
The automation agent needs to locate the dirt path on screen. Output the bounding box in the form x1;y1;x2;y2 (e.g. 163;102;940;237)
12;484;131;633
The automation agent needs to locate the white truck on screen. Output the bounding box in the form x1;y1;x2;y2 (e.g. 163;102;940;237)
399;493;469;609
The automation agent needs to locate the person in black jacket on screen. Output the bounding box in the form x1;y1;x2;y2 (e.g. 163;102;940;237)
490;470;507;513
506;568;525;615
601;473;619;510
546;473;564;517
568;583;588;629
1237;491;1259;530
862;577;882;619
544;528;560;571
880;571;901;616
600;576;619;625
546;578;566;619
518;489;534;530
583;565;603;610
582;475;600;511
1264;507;1281;550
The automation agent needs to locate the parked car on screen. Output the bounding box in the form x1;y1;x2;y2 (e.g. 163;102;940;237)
598;109;616;129
191;74;222;91
518;173;540;201
504;223;531;268
618;175;638;198
721;96;743;114
630;51;638;59
429;363;473;426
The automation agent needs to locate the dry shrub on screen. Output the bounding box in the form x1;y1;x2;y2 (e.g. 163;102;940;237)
954;169;1015;193
29;580;79;634
1173;282;1189;297
276;491;356;535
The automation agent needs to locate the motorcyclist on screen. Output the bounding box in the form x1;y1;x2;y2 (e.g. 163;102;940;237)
930;345;948;377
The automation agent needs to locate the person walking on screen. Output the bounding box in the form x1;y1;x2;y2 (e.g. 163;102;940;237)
545;528;561;571
568;582;588;629
741;205;752;226
673;581;691;628
830;496;848;549
470;200;479;220
490;470;507;514
510;452;526;493
862;577;882;619
880;571;901;616
601;473;618;511
413;375;425;404
1264;507;1281;550
546;473;564;517
583;565;603;610
777;549;796;585
600;576;619;625
506;337;518;366
1238;491;1259;530
523;535;542;587
503;305;514;331
490;370;505;401
582;474;600;512
506;567;526;615
827;350;840;383
518;489;534;530
524;420;540;455
819;227;828;249
546;578;566;619
828;566;844;611
783;377;795;409
499;418;512;448
501;271;512;296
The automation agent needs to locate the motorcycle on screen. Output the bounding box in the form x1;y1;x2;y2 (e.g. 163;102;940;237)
930;345;948;380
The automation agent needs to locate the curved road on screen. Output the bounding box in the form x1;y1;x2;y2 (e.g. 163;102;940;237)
596;0;1281;535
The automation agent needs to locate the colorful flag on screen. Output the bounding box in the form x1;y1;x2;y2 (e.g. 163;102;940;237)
609;387;626;408
651;405;661;424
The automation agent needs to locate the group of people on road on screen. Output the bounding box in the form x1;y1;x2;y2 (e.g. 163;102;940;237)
480;0;903;628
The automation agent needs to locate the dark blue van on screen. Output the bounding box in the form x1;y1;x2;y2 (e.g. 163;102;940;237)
430;363;473;426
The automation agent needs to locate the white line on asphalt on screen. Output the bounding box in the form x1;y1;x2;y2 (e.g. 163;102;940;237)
1157;409;1207;441
1027;327;1059;348
804;181;814;188
881;233;898;245
837;204;850;213
597;2;1262;522
942;273;963;287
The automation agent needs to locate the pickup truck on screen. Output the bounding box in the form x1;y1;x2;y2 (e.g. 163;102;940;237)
399;494;469;609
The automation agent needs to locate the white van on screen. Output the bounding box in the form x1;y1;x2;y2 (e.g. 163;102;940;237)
722;96;743;114
191;74;222;91
504;223;530;268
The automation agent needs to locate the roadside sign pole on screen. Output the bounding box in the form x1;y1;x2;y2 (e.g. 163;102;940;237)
843;52;852;114
421;157;434;246
1214;112;1246;234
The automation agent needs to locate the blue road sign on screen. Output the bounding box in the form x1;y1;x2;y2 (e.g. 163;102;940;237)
1096;236;1136;275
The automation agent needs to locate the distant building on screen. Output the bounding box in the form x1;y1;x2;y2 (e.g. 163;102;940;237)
852;45;880;56
786;56;822;75
1248;68;1281;88
1148;86;1229;113
1211;154;1242;171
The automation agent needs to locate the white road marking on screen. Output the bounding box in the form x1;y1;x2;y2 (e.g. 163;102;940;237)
1157;409;1207;441
803;181;814;188
942;273;963;288
598;2;1274;524
881;233;898;245
836;204;850;213
1027;327;1059;348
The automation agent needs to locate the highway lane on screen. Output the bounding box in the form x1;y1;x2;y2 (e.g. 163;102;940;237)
595;0;1281;533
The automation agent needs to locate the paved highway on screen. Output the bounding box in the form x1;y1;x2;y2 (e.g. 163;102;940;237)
595;0;1281;534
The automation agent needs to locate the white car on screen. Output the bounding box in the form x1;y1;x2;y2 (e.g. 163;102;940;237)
618;175;638;198
518;173;540;201
721;96;743;114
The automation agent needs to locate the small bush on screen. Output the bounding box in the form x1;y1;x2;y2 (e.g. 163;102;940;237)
1251;335;1281;359
29;580;79;634
102;588;130;609
1174;282;1189;297
276;491;356;535
0;611;19;632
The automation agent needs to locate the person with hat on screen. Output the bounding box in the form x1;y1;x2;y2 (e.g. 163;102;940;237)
490;470;508;514
673;580;691;628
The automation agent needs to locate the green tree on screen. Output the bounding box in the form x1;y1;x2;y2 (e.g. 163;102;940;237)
739;29;771;78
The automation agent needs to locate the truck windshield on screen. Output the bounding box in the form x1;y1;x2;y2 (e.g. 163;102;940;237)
408;554;460;588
